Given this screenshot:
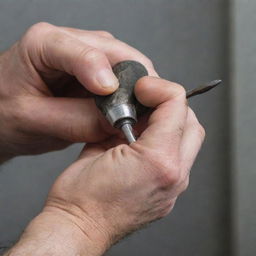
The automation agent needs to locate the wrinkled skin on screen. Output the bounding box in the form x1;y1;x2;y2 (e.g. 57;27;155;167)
42;77;205;248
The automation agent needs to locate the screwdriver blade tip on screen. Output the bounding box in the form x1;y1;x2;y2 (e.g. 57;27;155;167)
186;79;222;98
207;79;222;87
121;123;136;144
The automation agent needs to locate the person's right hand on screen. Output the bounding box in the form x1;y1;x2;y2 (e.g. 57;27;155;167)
0;22;157;160
19;77;205;255
7;77;205;256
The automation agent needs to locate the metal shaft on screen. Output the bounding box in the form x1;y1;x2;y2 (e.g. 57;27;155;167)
121;123;136;144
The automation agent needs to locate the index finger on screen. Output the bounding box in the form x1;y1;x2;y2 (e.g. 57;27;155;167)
21;23;119;95
59;27;159;77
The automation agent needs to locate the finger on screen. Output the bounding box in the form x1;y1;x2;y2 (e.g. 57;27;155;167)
50;75;90;98
18;96;119;143
179;108;205;178
133;76;188;153
23;23;119;95
59;27;159;77
89;30;115;39
60;27;115;39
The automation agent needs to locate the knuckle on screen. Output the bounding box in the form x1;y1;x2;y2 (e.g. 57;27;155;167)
79;47;105;64
182;178;190;192
159;208;171;218
21;22;55;49
143;57;154;68
145;152;181;187
191;122;206;142
159;200;176;218
187;109;205;141
31;22;53;30
96;30;115;38
171;83;186;98
161;168;181;187
26;22;54;38
109;39;154;69
111;144;132;158
197;123;206;140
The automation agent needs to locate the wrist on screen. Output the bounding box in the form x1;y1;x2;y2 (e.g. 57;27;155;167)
6;209;111;256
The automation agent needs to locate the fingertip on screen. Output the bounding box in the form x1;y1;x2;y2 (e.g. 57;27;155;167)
134;76;165;107
76;66;119;96
71;46;119;96
135;75;159;92
135;77;186;107
95;68;119;94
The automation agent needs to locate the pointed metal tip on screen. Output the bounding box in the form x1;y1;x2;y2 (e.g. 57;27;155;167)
186;79;222;98
207;79;222;88
121;123;136;144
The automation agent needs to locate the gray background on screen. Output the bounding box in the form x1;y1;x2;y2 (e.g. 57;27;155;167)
0;0;254;255
231;1;256;256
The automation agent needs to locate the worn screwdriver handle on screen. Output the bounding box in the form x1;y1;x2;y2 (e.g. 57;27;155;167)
95;60;149;128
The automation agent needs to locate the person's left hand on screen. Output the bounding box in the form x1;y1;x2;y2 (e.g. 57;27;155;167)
0;22;157;160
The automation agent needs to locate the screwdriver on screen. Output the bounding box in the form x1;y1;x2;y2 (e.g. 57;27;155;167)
94;61;221;144
186;79;222;99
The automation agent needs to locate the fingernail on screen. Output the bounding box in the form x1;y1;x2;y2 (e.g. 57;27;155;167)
97;69;119;89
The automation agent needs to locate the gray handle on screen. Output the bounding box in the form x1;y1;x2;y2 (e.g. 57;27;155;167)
94;60;149;119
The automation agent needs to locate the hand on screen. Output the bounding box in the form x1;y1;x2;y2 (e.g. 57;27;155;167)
0;22;157;160
6;77;205;256
14;77;203;255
